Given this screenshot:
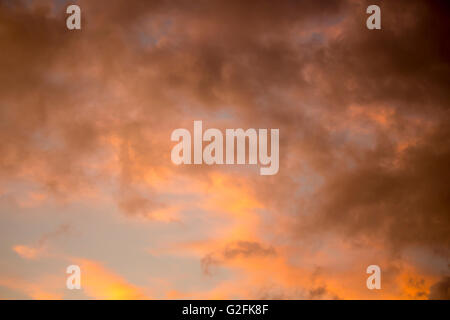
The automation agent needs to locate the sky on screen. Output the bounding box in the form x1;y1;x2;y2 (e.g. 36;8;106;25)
0;0;449;299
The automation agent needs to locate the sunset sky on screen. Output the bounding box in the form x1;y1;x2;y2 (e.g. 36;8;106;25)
0;0;449;299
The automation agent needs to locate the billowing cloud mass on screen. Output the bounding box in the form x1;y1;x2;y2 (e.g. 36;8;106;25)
428;277;450;300
0;0;448;299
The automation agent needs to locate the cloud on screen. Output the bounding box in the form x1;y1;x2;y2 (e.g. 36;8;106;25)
428;277;450;300
12;245;44;260
201;241;276;275
0;275;63;300
302;122;450;252
0;0;448;299
74;259;149;299
13;224;71;260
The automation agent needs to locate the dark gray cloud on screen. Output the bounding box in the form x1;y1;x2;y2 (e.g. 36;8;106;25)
201;241;276;275
428;277;450;300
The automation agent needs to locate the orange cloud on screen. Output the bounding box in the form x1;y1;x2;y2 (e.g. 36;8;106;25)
0;276;63;300
13;245;45;260
74;259;149;299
